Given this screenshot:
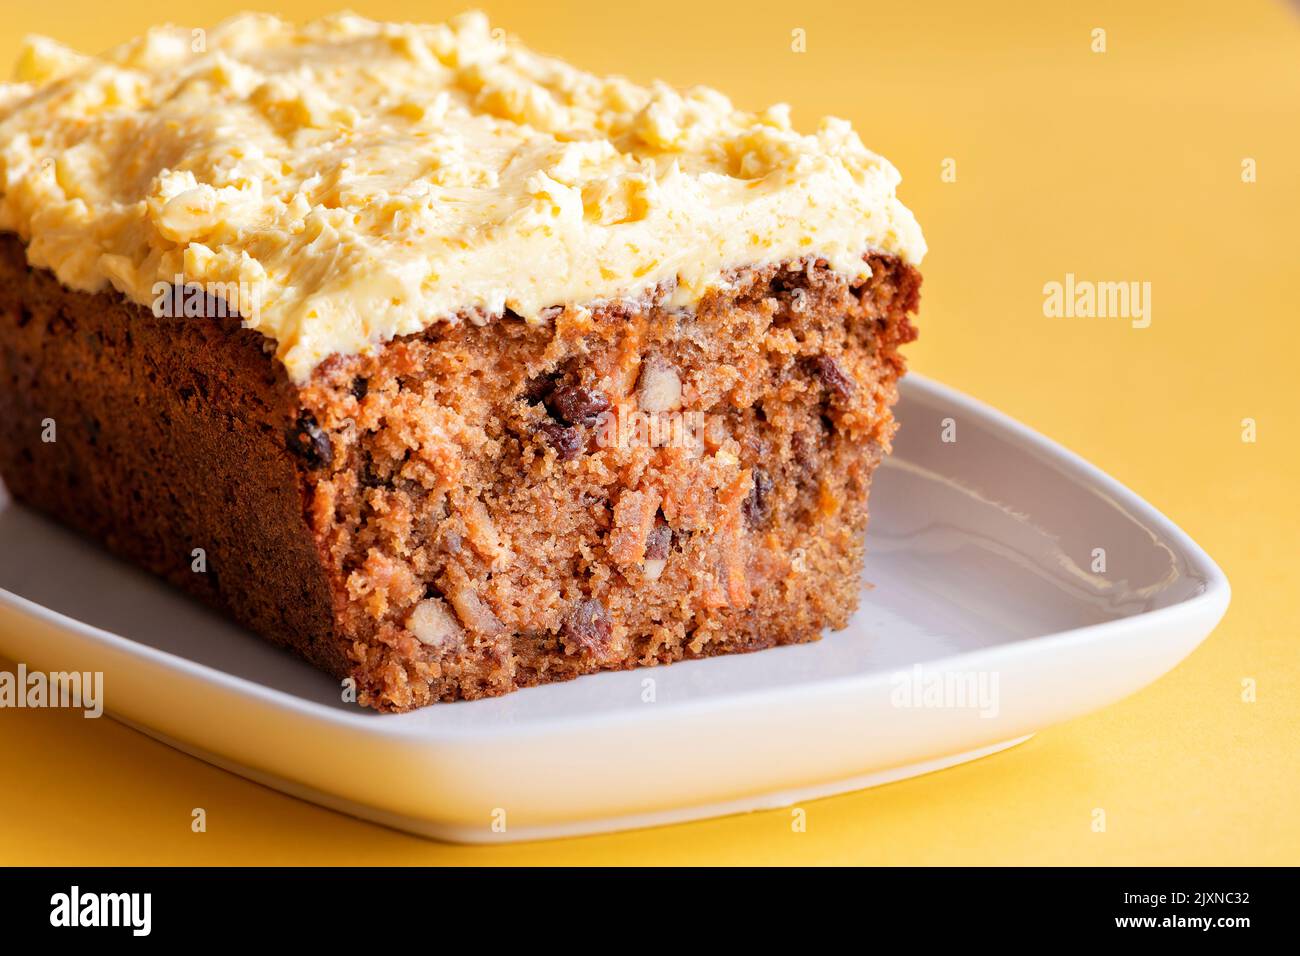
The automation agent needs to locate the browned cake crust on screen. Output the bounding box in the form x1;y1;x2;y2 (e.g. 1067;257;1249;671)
0;232;919;711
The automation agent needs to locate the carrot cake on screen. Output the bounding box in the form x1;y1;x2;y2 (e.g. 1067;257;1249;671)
0;11;925;710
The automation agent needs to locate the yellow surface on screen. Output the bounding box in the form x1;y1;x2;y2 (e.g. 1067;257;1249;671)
0;0;1296;865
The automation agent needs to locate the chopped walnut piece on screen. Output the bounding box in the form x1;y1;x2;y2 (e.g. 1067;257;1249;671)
643;522;672;581
406;596;465;651
447;582;506;637
462;496;504;561
637;358;682;413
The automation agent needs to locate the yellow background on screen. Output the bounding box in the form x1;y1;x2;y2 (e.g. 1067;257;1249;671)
0;0;1296;865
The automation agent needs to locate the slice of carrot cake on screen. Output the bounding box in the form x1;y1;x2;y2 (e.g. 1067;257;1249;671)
0;11;925;710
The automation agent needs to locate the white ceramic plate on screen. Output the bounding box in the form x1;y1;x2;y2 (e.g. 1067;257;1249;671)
0;375;1229;843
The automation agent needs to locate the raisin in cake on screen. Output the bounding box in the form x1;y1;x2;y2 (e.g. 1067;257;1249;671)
0;12;925;711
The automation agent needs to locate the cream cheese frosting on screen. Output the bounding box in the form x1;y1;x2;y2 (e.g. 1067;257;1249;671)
0;10;926;382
